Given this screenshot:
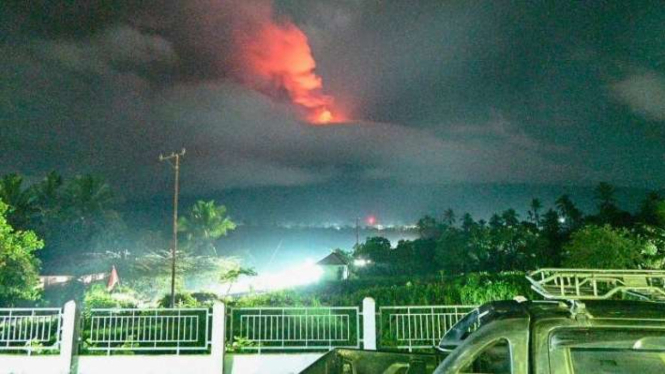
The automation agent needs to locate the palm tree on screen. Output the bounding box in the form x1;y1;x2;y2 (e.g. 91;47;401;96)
527;198;542;225
178;200;236;256
595;182;617;210
594;182;628;226
33;172;63;206
31;171;64;225
501;209;519;227
0;173;36;230
416;215;439;239
638;191;662;225
555;194;583;230
63;175;114;220
442;208;456;227
61;175;118;246
461;213;475;232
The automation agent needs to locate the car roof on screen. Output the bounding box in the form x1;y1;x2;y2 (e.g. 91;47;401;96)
481;299;665;321
439;299;665;351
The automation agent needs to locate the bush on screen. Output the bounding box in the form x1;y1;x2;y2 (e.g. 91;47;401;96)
157;292;200;308
456;272;533;305
563;225;644;269
232;272;534;308
191;291;223;307
83;284;138;309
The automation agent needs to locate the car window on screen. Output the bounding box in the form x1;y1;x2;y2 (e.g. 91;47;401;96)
570;349;665;374
550;328;665;374
551;328;665;350
459;338;511;374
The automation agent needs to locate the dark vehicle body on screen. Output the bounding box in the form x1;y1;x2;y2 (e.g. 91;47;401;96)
300;299;665;374
301;349;443;374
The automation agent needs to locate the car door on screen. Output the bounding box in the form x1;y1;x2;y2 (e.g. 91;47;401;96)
433;318;529;374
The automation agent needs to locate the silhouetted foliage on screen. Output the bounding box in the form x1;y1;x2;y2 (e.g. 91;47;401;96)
0;173;37;230
3;171;664;307
352;183;664;277
0;200;44;305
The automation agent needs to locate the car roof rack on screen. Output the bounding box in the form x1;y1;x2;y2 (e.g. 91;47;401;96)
526;268;665;302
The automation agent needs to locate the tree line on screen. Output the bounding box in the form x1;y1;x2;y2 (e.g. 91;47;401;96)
353;182;665;276
0;172;241;306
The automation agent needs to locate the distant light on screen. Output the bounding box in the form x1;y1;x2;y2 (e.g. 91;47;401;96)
354;258;371;267
251;260;323;291
558;217;566;224
366;215;377;226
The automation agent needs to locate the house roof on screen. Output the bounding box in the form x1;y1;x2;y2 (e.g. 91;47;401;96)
317;252;348;266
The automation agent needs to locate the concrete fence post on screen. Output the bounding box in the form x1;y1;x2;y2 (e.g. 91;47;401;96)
362;297;376;350
60;300;78;374
210;302;226;373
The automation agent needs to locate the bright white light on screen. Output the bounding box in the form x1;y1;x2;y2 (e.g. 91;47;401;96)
354;258;371;267
251;260;323;292
558;217;566;224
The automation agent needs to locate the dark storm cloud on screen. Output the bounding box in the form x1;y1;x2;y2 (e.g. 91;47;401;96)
292;0;665;185
2;0;664;195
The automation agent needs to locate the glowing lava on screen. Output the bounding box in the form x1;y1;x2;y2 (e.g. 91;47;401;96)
312;108;333;124
230;2;341;124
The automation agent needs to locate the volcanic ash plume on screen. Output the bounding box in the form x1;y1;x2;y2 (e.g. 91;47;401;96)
230;2;341;124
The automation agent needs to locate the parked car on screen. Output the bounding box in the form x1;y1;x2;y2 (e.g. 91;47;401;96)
300;268;665;374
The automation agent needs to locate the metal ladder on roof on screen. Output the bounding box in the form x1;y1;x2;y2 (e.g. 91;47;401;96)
526;268;665;302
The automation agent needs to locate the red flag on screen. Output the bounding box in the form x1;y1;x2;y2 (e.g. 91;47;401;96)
107;265;120;291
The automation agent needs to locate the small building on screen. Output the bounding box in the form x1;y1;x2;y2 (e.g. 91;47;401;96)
38;267;117;290
316;252;349;281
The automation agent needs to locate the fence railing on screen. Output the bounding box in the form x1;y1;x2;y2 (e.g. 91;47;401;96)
82;308;211;354
227;307;361;352
0;301;477;358
0;308;63;354
379;305;477;351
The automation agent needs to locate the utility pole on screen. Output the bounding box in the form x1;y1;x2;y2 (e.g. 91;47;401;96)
159;148;186;308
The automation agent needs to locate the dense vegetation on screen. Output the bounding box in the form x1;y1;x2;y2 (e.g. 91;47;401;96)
353;184;665;277
0;172;241;306
0;200;44;305
1;170;664;308
231;183;665;308
231;272;534;308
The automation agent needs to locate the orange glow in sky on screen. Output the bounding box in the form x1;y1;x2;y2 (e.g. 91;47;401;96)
233;13;342;125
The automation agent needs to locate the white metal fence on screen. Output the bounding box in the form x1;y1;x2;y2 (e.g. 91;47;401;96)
0;301;477;358
379;305;477;351
0;308;63;354
227;307;361;352
83;308;211;354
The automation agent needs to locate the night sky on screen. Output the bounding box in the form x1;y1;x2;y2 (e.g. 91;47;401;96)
2;0;665;199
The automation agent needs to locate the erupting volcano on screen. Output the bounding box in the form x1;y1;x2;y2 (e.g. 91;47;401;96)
230;2;343;124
